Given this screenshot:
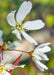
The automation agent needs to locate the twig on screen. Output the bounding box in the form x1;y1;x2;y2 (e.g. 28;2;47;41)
0;33;12;51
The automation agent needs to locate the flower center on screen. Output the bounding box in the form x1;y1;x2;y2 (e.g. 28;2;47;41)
15;23;23;32
0;65;5;73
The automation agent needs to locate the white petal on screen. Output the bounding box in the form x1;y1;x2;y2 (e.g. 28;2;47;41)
12;29;22;40
32;59;44;71
16;1;32;23
0;30;3;46
32;50;49;61
1;71;10;75
37;52;49;61
38;43;51;48
6;41;22;49
33;60;48;71
0;37;3;46
23;20;45;30
13;41;22;46
17;65;25;68
0;30;3;37
36;60;48;71
22;31;38;45
0;59;6;65
37;46;51;53
6;42;16;49
5;72;10;75
7;10;16;26
32;55;42;60
5;64;17;69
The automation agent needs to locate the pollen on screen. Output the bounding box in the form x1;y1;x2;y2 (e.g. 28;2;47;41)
0;65;5;73
15;23;23;32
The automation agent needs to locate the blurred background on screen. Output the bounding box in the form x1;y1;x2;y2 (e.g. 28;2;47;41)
0;0;54;75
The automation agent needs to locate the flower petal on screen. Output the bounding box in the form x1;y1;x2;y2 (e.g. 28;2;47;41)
13;41;22;46
22;31;38;45
37;46;51;53
0;37;3;46
33;59;48;71
0;60;6;65
5;72;10;75
6;41;22;49
38;43;51;48
0;30;3;37
37;52;49;61
36;60;48;71
0;30;3;46
23;20;45;30
12;30;22;40
1;71;10;75
7;10;16;26
17;65;25;68
16;1;32;23
32;55;42;60
5;64;18;69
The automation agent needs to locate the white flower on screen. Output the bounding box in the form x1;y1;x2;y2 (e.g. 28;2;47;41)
0;30;3;46
7;1;45;45
0;30;21;49
6;41;22;49
32;43;51;71
0;60;25;75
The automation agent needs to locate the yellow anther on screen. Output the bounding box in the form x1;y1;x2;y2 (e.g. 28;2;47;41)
15;23;23;32
0;65;5;73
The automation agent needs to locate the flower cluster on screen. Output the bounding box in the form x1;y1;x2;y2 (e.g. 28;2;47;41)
32;43;51;71
0;1;51;75
0;60;25;75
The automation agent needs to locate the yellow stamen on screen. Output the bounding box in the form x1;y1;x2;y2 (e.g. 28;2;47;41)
0;65;5;73
15;23;23;32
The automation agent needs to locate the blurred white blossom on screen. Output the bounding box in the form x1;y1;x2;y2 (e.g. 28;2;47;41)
0;30;3;46
0;60;19;75
0;30;21;49
7;1;45;45
32;43;51;71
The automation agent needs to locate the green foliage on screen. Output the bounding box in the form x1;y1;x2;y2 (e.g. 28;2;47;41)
46;15;54;27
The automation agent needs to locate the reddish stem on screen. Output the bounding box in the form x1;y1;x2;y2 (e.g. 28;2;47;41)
9;54;22;74
0;53;1;62
0;33;12;51
5;49;29;54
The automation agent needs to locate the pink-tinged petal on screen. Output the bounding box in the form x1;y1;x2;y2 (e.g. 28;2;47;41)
23;20;45;30
12;30;22;40
22;31;38;45
7;10;16;26
16;1;32;23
